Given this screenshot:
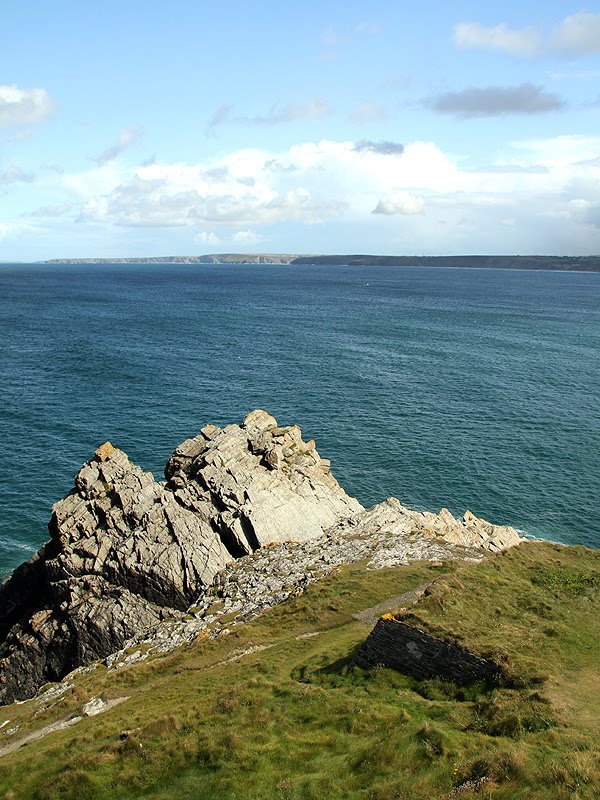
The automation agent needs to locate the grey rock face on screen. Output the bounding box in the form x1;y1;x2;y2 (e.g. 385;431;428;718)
331;498;522;555
165;409;363;553
49;442;230;609
0;410;520;705
0;411;362;704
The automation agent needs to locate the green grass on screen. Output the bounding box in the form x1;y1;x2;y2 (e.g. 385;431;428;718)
0;542;599;799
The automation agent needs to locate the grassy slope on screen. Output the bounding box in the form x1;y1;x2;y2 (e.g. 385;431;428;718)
1;541;599;799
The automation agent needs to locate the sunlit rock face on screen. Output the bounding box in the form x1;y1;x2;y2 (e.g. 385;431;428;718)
0;411;364;703
0;409;520;705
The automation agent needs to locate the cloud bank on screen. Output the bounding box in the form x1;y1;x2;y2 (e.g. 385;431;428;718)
454;22;540;58
0;85;54;128
13;131;594;256
429;84;564;117
454;13;600;59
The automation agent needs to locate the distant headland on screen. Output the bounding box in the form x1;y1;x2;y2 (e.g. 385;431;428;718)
43;253;600;271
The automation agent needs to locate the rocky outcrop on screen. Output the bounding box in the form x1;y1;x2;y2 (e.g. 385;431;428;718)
165;409;362;554
0;410;521;705
0;411;362;704
49;442;231;609
325;498;521;556
104;507;487;669
354;616;501;684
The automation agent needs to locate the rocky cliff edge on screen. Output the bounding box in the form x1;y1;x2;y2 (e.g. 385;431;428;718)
0;410;520;704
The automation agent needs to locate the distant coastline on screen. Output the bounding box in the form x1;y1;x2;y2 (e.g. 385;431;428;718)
41;253;600;271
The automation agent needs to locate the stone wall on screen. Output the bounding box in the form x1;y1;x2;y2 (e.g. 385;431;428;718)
354;617;501;684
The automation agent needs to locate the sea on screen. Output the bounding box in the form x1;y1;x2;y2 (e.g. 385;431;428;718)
0;262;598;578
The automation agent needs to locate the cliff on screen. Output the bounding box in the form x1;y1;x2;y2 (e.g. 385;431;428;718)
42;253;600;270
44;254;299;264
291;254;600;270
0;410;519;705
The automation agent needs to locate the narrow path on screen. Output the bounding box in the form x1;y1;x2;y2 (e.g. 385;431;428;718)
0;697;129;758
352;582;432;625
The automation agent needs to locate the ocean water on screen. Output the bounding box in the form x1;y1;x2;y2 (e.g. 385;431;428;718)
0;262;598;577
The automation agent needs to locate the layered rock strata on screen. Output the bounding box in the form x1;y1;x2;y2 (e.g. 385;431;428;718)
165;408;362;553
0;410;521;704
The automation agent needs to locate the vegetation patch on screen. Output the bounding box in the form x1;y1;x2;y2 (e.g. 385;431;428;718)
1;542;600;798
531;565;600;595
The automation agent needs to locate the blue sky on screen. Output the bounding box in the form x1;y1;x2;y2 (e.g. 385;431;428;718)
2;0;600;259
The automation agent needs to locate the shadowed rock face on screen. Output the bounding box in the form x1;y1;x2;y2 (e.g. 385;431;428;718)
0;411;363;704
0;410;521;705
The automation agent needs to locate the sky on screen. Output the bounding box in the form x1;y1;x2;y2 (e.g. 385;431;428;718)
2;0;600;259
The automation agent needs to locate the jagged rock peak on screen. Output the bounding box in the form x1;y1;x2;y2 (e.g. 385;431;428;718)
164;410;363;554
0;410;520;706
0;411;362;704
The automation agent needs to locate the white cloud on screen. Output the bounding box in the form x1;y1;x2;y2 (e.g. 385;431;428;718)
64;140;459;231
92;128;143;166
62;161;125;198
247;98;331;125
0;165;35;184
0;85;54;128
372;192;425;215
206;99;331;133
194;231;221;246
206;104;234;135
26;202;73;218
454;22;540;57
455;13;600;61
231;229;264;244
508;134;600;166
320;21;379;48
552;12;600;56
0;222;24;240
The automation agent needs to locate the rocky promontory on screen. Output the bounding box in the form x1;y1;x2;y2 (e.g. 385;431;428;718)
0;411;521;705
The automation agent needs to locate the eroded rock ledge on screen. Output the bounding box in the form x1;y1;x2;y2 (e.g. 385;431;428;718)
0;410;520;704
